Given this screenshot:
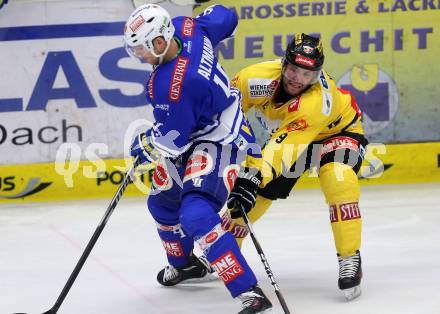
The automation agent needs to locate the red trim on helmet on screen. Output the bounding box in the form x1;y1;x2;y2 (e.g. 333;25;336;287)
295;54;316;67
129;15;146;32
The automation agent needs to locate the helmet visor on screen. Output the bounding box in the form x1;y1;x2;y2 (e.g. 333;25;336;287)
282;63;320;85
124;42;150;60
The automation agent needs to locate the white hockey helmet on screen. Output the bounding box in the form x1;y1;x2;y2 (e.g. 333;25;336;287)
124;4;175;62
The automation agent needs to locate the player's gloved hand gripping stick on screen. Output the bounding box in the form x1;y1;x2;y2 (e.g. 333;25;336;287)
227;167;262;218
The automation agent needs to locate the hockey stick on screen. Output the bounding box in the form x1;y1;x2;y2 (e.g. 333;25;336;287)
241;208;292;314
40;156;141;314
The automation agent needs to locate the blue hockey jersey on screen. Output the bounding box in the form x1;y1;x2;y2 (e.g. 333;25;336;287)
145;5;256;158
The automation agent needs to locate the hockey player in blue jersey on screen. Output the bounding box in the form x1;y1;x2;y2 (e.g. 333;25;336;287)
124;4;272;313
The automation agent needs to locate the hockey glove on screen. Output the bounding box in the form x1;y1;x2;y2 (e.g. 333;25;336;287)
130;132;160;164
227;167;262;219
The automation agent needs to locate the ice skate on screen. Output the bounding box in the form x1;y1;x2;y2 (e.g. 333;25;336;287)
237;285;272;314
194;252;219;282
157;254;215;286
338;250;362;301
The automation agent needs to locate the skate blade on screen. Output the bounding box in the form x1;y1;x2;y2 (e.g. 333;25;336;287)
255;308;272;314
241;308;272;314
182;272;219;284
342;285;361;301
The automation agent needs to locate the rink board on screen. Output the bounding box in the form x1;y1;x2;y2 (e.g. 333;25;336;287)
0;142;439;202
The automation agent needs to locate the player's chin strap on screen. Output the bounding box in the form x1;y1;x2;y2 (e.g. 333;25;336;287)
151;38;172;65
237;202;292;314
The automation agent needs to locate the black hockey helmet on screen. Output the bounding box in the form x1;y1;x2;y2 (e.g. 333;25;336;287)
284;33;324;71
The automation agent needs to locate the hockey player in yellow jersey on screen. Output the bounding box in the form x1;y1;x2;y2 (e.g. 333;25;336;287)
223;33;368;301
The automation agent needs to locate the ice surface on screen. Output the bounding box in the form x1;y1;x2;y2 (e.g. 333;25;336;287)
1;183;439;314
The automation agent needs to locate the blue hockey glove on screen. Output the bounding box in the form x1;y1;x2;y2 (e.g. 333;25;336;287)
130;132;160;164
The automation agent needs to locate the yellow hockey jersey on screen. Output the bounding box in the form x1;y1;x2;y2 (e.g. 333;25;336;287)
232;59;364;186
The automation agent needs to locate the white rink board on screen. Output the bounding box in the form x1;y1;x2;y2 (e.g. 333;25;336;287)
1;183;440;313
0;0;191;164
